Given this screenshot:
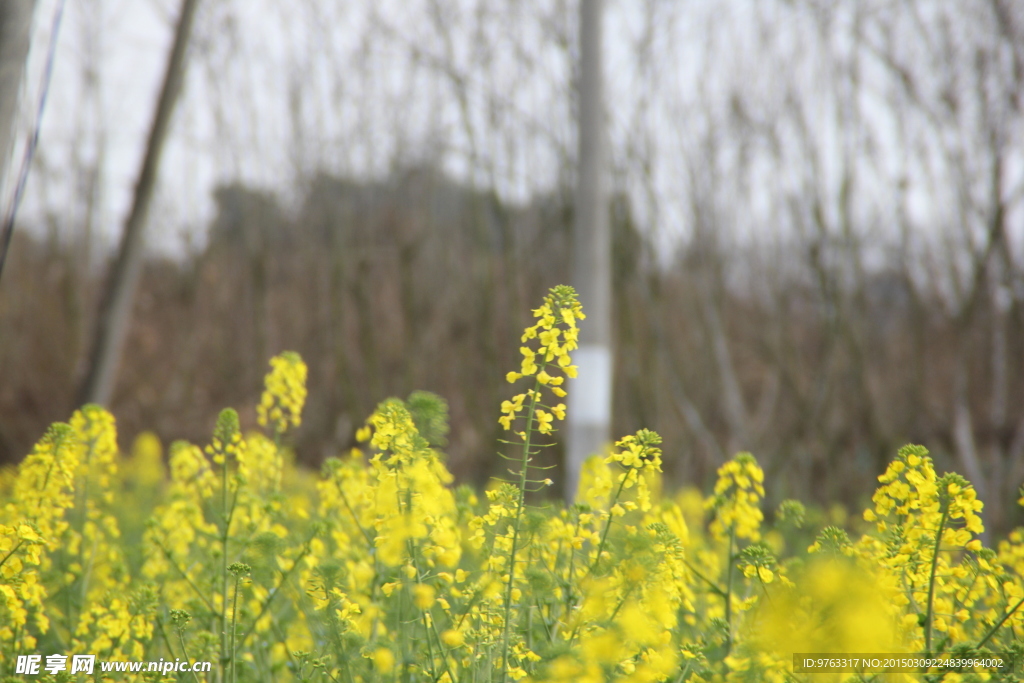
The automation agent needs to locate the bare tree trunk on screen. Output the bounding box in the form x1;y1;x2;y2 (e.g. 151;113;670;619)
566;0;611;501
952;361;986;524
77;0;199;407
703;290;748;454
0;0;36;191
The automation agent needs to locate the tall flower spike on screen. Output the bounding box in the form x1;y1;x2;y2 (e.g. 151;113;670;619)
707;452;765;542
257;351;308;435
605;429;663;473
501;286;584;433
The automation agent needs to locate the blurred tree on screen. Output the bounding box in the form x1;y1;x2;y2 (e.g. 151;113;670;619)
0;0;35;191
4;0;1024;534
77;0;198;407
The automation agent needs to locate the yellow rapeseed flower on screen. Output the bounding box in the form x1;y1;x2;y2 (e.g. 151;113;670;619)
500;285;583;434
707;452;765;542
257;351;308;434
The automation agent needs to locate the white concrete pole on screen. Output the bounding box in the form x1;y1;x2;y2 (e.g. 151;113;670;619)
566;0;611;501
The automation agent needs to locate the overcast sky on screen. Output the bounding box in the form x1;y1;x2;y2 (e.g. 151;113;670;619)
6;0;1023;282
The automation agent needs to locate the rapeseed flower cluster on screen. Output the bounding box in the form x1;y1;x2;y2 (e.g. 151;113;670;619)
736;558;902;683
707;452;765;543
258;351;308;436
5;290;1024;682
851;446;999;658
500;284;582;436
63;406;152;661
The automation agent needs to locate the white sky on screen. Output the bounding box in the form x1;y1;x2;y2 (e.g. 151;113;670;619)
5;0;1024;290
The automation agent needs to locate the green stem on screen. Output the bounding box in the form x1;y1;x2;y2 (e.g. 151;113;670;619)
334;471;385;613
220;458;230;683
427;622;458;683
409;539;458;683
569;584;636;646
924;509;948;655
0;540;25;571
73;443;93;630
588;471;632;576
606;584;635;624
724;526;736;652
976;595;1024;650
672;661;692;683
156;540;217;614
155;615;176;659
563;517;581;632
177;627;204;683
336;477;375;548
681;558;727;598
229;575;241;683
236;543;311;650
499;380;541;683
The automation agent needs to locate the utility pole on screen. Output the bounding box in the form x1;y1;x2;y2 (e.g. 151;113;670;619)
566;0;611;501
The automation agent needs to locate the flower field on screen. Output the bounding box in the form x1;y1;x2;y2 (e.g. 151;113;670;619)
3;285;1024;682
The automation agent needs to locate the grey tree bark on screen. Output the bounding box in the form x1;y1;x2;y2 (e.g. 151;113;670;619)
77;0;199;407
566;0;611;501
0;0;36;192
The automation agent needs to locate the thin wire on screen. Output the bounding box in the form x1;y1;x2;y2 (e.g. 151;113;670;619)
0;0;68;286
